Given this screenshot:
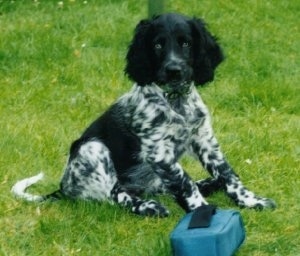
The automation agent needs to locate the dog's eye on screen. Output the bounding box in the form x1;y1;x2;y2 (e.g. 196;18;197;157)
154;43;162;50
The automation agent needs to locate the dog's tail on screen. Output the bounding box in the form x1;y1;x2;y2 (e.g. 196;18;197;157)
11;172;63;202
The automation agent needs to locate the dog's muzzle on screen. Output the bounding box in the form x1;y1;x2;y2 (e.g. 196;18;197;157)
165;62;183;82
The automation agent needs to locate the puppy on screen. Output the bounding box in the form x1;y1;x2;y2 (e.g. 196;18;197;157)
12;13;276;216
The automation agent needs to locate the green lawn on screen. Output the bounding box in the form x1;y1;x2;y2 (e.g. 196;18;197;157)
0;1;299;255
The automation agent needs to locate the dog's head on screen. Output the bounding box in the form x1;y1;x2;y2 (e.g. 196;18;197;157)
125;13;224;90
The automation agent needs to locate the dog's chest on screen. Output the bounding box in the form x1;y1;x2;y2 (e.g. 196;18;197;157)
168;92;207;132
122;85;207;139
120;85;208;163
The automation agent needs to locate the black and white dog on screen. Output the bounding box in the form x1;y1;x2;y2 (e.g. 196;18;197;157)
12;13;276;217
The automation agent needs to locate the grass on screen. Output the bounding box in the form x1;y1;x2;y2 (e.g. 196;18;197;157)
0;0;299;255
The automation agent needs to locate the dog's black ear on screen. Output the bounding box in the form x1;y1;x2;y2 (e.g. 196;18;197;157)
189;18;224;86
125;19;154;86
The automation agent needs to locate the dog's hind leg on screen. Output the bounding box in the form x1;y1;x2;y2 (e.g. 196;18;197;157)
110;182;169;217
60;139;117;201
60;139;169;217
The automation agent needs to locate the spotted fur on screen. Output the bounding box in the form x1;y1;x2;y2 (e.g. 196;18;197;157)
11;13;275;217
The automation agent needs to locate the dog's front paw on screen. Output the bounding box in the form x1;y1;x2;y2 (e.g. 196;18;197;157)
226;180;276;210
132;200;170;217
238;196;276;210
196;178;224;196
228;190;276;210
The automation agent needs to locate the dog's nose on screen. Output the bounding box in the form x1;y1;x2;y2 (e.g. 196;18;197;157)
165;63;182;81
